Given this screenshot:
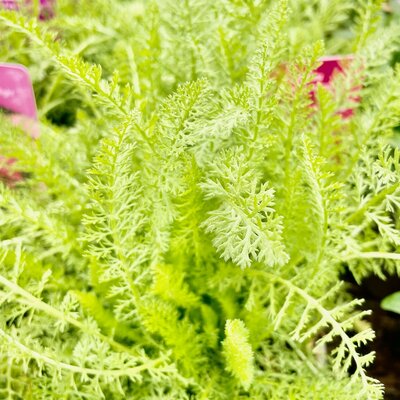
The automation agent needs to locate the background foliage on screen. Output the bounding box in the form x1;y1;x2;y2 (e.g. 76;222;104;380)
0;0;399;399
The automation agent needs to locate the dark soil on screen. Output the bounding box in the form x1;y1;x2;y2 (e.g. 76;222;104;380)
349;276;400;400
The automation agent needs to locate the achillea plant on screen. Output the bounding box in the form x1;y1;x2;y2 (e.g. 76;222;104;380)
0;0;399;399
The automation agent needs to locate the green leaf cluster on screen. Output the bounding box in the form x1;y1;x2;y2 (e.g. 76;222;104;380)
0;0;399;399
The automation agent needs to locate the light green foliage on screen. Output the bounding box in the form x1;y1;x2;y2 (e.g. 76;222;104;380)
0;0;399;399
201;149;288;268
222;319;254;390
381;291;400;313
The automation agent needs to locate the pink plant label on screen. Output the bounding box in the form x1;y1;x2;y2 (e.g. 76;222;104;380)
1;0;55;19
0;63;38;121
0;64;39;138
311;55;360;119
1;0;18;9
313;56;354;86
0;64;39;183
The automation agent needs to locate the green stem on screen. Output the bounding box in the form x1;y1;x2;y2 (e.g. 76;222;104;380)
0;328;166;378
0;274;136;356
346;182;400;224
248;269;375;394
344;251;400;261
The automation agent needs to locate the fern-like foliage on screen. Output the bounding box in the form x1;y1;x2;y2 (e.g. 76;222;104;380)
222;319;254;390
0;0;399;399
201;149;288;268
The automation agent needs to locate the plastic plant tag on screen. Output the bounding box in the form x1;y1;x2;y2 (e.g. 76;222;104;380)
1;0;55;19
0;63;39;137
37;0;55;20
1;0;19;9
0;63;38;184
313;56;354;86
311;55;360;119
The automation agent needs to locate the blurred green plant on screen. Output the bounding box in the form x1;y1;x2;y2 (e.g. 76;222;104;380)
381;291;400;313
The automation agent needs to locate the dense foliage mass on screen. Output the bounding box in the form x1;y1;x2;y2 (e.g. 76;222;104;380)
0;0;400;399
